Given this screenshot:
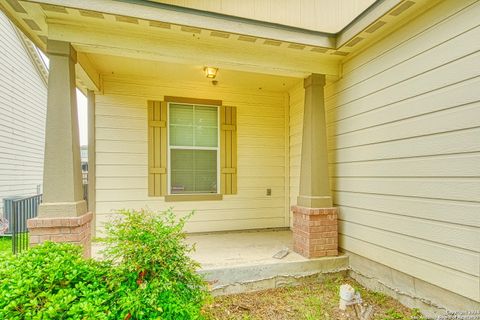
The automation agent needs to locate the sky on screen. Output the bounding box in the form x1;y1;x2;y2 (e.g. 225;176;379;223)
77;90;88;146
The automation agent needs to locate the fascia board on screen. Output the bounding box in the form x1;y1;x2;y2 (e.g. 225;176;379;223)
336;0;403;48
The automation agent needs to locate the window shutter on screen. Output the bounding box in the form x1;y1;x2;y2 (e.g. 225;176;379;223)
220;106;237;194
148;100;167;196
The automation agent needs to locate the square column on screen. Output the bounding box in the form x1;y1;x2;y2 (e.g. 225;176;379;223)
292;74;338;258
27;40;91;257
87;90;96;238
28;213;93;258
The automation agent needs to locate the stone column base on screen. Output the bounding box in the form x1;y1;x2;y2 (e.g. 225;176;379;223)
27;212;93;258
292;205;338;258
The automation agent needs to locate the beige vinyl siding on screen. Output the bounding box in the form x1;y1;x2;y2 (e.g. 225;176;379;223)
154;0;375;33
325;0;480;302
95;75;288;233
0;12;47;214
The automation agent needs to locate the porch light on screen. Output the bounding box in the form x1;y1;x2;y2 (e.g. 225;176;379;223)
204;66;218;79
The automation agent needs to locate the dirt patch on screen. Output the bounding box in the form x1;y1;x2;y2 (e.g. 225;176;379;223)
204;274;423;320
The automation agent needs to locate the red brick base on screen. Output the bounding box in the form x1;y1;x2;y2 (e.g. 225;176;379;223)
292;206;338;258
27;212;93;258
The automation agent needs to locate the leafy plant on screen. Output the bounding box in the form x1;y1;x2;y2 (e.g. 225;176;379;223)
0;242;113;319
100;208;209;319
0;208;208;319
0;237;11;255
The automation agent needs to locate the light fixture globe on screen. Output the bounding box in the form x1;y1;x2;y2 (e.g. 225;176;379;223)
204;66;218;79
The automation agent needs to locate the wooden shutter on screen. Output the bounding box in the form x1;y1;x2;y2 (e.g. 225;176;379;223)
148;100;167;196
220;106;237;194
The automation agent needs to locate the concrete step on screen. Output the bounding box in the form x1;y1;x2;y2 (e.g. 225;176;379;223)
199;255;349;295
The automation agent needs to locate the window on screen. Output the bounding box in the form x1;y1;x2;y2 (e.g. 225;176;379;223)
147;98;236;197
168;103;219;194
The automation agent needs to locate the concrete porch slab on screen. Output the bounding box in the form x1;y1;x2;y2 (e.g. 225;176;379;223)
187;230;349;295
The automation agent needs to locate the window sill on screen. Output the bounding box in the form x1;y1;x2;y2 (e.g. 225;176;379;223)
164;194;223;202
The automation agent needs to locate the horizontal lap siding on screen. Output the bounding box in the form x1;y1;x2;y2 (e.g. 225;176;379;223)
0;12;46;214
325;0;480;302
95;77;288;233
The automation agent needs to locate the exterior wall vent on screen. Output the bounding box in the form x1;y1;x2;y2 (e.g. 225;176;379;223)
23;19;41;31
150;21;171;29
311;47;328;53
79;10;104;19
365;21;386;33
346;37;364;47
210;31;230;38
390;1;415;16
264;40;282;46
181;26;201;33
5;0;26;14
40;4;67;13
288;43;306;50
238;35;257;42
115;15;139;24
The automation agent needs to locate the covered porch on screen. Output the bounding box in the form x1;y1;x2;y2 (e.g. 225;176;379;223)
2;0;344;261
3;0;479;312
92;228;349;294
187;229;348;295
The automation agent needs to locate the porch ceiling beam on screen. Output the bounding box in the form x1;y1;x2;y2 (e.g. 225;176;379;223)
28;0;336;48
76;52;101;92
47;22;340;77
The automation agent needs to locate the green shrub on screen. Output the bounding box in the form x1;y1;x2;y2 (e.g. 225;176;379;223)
101;208;208;319
0;208;208;320
0;242;113;319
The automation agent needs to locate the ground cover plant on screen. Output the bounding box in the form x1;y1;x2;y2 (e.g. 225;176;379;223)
0;208;209;319
0;237;11;255
204;274;425;320
0;242;113;319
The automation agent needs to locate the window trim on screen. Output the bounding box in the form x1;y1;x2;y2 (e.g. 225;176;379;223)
164;194;223;202
164;96;222;106
166;101;221;196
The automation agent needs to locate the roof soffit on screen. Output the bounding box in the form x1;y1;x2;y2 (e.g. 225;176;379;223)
0;0;436;73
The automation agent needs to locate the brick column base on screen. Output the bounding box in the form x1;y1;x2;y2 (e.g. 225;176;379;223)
27;212;93;258
292;206;338;258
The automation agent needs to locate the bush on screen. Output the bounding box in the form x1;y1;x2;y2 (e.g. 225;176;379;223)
101;208;208;319
0;209;209;320
0;242;113;319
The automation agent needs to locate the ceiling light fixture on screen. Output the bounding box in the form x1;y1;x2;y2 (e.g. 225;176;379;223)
204;66;218;79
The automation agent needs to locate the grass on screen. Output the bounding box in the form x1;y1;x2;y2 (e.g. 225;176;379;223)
0;237;12;255
204;274;425;320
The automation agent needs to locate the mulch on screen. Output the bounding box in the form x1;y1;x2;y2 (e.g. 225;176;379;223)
204;274;417;320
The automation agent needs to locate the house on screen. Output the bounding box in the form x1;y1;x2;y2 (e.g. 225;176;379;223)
1;0;478;313
80;144;88;180
0;10;47;215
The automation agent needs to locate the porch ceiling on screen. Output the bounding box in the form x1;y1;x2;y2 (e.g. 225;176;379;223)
0;0;436;90
86;52;301;92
